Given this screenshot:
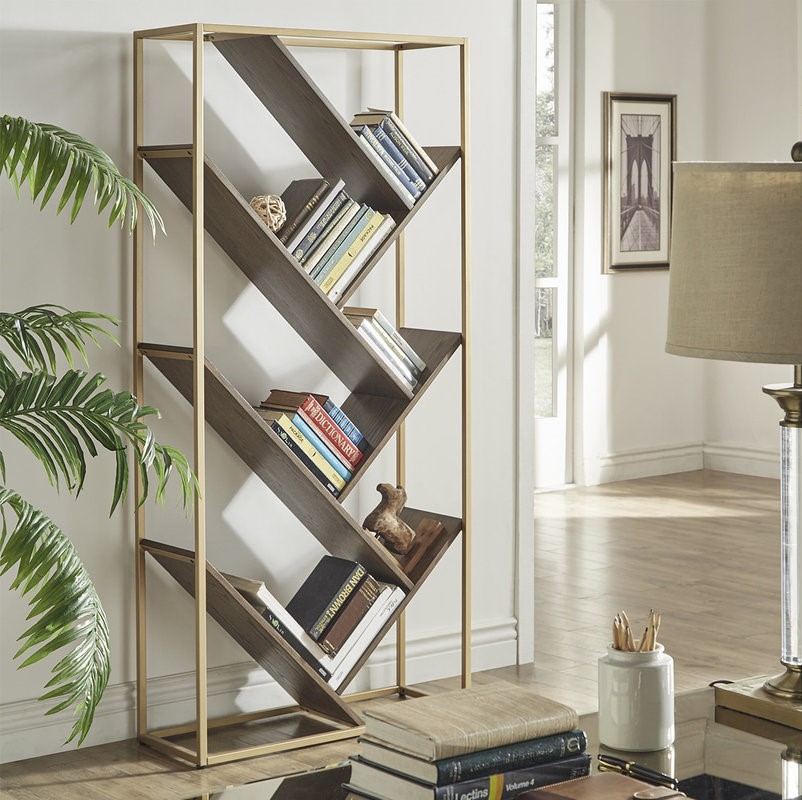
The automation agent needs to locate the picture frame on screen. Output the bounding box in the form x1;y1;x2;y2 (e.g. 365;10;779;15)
603;92;677;272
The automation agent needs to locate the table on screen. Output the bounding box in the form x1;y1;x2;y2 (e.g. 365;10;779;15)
190;688;800;800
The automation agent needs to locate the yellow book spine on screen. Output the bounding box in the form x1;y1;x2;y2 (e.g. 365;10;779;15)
276;415;347;490
319;214;384;294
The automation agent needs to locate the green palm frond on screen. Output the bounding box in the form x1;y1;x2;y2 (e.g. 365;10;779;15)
0;369;197;512
0;115;164;237
0;305;117;373
0;486;110;745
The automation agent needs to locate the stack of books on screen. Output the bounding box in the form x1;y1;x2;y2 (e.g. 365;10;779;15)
350;108;440;205
255;390;369;498
225;555;405;691
344;306;426;392
276;177;396;303
345;684;590;800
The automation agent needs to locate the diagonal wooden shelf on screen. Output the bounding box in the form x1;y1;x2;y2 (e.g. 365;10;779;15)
211;33;413;213
141;539;362;724
142;146;460;398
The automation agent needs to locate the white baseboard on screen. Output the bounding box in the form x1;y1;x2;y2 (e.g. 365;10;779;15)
585;443;704;485
702;443;779;479
0;618;517;764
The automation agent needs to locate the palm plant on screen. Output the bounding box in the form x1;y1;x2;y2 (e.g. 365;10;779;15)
0;115;196;745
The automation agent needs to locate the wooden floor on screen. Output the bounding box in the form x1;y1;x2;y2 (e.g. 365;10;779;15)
0;470;782;799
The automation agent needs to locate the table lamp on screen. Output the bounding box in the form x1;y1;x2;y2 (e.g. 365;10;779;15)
665;148;802;704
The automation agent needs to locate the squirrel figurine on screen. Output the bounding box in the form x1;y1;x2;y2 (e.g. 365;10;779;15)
362;483;416;555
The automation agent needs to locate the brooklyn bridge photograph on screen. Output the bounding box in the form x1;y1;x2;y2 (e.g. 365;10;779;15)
619;112;661;253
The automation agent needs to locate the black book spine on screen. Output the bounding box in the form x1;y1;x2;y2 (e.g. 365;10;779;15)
271;421;341;498
261;608;331;682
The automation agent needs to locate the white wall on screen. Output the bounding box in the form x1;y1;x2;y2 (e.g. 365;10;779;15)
0;1;518;761
576;0;801;485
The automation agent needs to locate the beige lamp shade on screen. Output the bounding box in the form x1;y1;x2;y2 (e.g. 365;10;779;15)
666;163;802;363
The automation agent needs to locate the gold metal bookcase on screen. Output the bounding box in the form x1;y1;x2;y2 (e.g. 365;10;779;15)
132;24;471;767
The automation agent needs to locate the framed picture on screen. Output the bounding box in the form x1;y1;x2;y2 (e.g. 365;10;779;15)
603;92;677;272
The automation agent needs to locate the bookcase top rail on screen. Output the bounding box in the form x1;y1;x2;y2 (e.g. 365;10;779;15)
134;23;466;49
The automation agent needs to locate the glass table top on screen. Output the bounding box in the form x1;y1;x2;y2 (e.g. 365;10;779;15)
191;688;800;800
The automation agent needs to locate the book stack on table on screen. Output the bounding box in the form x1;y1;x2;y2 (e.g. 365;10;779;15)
225;555;404;691
256;389;370;497
344;684;590;800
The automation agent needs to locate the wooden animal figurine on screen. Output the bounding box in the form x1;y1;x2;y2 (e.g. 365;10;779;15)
363;483;416;555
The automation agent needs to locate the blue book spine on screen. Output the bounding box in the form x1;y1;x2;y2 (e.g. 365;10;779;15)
291;190;349;262
314;209;376;287
371;125;426;193
310;205;369;281
378;116;435;184
323;398;366;451
290;413;352;482
357;125;422;200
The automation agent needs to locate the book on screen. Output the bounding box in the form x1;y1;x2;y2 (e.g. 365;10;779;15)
221;572;330;681
512;772;670;800
355;130;415;206
319;212;385;295
286;556;367;641
322;397;367;451
328;584;405;690
315;209;379;290
367;106;439;175
310;204;371;281
277;177;330;244
344;306;427;373
318;574;381;656
369;122;426;193
358;729;588;785
355;125;421;201
286;179;347;253
290;188;350;262
352;110;438;183
345;312;420;378
268;419;341;497
327;215;397;303
255;409;347;490
361;685;579;760
262;391;364;472
352;317;417;389
302;201;361;272
348;752;591;800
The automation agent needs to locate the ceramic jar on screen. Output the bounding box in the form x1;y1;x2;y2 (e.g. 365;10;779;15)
597;643;675;751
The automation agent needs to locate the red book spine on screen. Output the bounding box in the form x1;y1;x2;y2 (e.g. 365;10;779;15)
300;395;364;471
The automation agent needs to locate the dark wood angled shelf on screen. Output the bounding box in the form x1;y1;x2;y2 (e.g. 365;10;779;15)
334;146;462;307
210;33;412;214
140;343;413;590
143;153;412;400
141;539;362;726
337;327;462;501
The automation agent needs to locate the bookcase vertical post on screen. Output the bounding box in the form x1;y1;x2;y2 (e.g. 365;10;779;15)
191;22;209;766
393;44;408;692
132;31;148;738
459;39;472;688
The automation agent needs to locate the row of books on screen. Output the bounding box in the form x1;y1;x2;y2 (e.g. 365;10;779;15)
255;389;369;497
225;555;404;691
277;176;397;303
345;306;426;392
345;684;590;800
351;107;440;206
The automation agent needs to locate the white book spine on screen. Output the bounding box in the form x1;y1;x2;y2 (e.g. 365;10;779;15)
328;217;396;303
286;179;346;252
357;132;415;207
356;322;416;390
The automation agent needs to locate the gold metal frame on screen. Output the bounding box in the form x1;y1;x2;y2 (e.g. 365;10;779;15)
133;22;471;766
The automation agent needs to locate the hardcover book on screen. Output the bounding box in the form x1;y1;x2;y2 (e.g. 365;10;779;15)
286;179;347;253
355;130;415;206
370;123;426;192
315;209;378;289
358;729;588;785
344;306;426;373
355;125;421;200
277;177;330;244
513;772;676;800
361;685;579;760
286;556;367;640
345;312;419;378
319;212;385;295
348;752;591;800
290;188;350;262
310;204;371;281
318;574;381;656
268;419;342;497
302;202;361;273
352;318;417;390
367;106;440;175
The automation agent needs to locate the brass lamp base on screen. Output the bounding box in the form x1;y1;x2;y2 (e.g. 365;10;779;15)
765;664;802;699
